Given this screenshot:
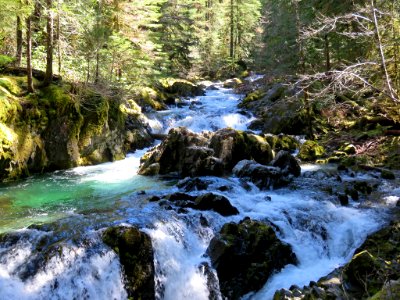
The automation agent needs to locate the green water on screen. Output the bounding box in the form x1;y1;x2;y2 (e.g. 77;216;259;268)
0;152;167;233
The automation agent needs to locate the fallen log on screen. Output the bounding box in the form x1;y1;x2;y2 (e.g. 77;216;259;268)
3;66;62;82
384;130;400;136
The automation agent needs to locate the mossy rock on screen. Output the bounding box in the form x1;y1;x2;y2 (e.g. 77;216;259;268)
240;89;266;108
298;141;325;161
207;218;297;299
265;134;300;153
103;226;155;300
343;250;383;296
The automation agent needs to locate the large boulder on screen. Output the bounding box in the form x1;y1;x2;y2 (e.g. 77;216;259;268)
210;128;273;168
194;193;239;216
207;218;297;299
271;150;301;177
157;192;239;217
233;160;292;189
102;226;155;300
139;127;274;177
298;140;325;162
138;127;214;177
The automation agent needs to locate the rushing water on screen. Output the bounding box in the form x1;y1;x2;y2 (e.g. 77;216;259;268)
0;82;398;300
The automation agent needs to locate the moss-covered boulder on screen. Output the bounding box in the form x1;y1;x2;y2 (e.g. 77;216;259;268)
298;140;326;161
343;250;383;296
138;127;274;177
209;128;273;169
265;134;300;153
207;218;297;299
103;226;155;300
223;78;242;88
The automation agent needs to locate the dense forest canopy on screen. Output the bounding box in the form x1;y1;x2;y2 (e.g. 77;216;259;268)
0;0;399;103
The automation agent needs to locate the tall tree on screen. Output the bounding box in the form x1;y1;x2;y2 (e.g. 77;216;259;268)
26;13;34;92
43;0;54;86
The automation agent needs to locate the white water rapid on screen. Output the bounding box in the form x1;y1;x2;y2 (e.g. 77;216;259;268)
0;81;398;300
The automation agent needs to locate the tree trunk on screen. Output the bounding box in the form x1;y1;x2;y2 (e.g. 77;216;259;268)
43;0;54;86
371;0;397;101
15;16;23;67
26;16;34;93
324;34;331;71
95;51;100;84
229;0;234;59
57;0;62;74
86;57;90;84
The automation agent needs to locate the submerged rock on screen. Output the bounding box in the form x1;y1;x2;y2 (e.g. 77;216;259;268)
207;218;297;299
102;226;155;300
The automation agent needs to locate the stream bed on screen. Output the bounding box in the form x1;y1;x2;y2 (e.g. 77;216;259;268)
0;83;399;299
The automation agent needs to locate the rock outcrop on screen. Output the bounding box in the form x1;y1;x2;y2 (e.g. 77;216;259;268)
239;83;314;135
0;77;153;181
102;226;155;300
207;218;297;299
139;127;274;177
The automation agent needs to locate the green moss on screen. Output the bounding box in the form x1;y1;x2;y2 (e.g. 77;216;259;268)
241;89;266;107
0;76;22;95
298;141;326;161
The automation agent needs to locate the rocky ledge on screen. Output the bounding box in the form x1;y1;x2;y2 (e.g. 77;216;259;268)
138;127;300;189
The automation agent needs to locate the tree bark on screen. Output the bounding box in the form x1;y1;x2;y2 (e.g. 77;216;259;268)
57;0;62;74
229;0;234;59
43;0;54;86
371;0;397;101
324;34;331;71
26;15;34;93
16;16;23;67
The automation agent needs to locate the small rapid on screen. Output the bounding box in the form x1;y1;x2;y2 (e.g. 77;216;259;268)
0;82;398;300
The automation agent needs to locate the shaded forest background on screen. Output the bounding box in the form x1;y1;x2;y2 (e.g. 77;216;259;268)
0;0;398;102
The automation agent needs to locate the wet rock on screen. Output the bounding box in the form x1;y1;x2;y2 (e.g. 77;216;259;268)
176;177;210;192
207;218;297;300
338;194;349;206
381;169;396;180
353;181;373;194
271;150;301;177
194;193;239;216
199;262;222;300
147;196;161;202
233;160;291;189
164;192;197;202
102;226;155;300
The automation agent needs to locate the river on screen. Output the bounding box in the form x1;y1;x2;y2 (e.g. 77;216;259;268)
0;82;398;299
